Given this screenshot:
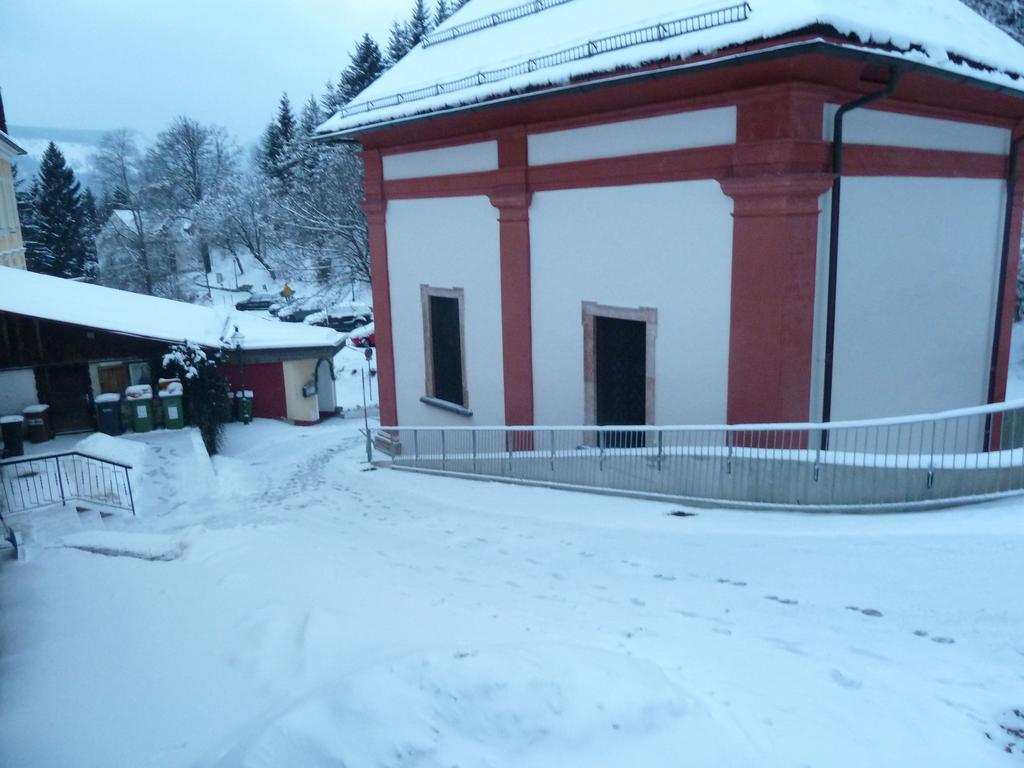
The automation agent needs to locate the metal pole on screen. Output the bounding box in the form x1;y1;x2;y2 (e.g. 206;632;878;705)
125;466;136;516
361;369;372;463
55;456;66;507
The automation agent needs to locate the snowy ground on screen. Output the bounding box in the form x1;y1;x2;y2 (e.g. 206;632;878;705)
1;418;1022;767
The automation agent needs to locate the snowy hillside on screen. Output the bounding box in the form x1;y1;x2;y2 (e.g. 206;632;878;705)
8;124;106;191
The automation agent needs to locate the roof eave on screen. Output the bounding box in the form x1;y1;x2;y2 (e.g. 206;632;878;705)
315;37;1024;143
0;130;26;156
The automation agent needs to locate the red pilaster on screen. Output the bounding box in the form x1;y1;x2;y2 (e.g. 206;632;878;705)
989;162;1024;405
361;149;398;427
721;86;832;425
490;128;535;426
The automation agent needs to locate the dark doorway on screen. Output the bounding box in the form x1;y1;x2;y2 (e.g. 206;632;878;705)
595;315;646;447
36;365;94;433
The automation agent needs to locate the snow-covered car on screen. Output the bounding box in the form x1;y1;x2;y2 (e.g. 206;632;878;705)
348;322;375;348
234;293;278;311
324;313;372;333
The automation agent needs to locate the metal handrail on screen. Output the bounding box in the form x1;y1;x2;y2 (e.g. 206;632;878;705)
0;451;136;516
378;400;1024;511
337;2;751;120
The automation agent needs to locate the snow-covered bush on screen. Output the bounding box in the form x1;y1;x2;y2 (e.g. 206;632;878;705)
162;341;229;454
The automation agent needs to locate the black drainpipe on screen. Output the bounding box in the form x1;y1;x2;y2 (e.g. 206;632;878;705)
982;133;1023;448
820;70;902;449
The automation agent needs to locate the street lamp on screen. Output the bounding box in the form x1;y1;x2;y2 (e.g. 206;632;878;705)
231;326;246;424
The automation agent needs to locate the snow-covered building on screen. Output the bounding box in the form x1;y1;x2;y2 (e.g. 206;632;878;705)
0;267;343;432
318;0;1024;433
0;90;27;270
95;209;205;301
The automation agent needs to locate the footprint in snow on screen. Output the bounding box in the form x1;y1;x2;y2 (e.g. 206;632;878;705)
631;597;647;607
846;606;883;617
931;636;956;645
830;669;863;690
764;595;799;606
653;573;676;582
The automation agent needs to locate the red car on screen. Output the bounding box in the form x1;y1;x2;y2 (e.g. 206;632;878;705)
348;322;375;348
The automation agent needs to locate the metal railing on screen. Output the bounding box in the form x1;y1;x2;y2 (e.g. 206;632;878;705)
0;452;136;516
378;400;1024;511
337;2;751;120
423;0;574;48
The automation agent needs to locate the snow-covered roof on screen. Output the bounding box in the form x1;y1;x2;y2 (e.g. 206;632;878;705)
0;129;26;159
0;266;344;352
317;0;1024;136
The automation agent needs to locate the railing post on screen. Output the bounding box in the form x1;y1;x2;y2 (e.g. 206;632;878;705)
55;456;66;507
441;430;447;472
657;430;663;471
472;430;477;474
125;466;136;516
413;429;419;467
726;430;733;476
550;430;556;473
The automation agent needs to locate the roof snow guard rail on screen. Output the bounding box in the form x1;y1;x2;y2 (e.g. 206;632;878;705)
339;1;752;120
423;0;575;48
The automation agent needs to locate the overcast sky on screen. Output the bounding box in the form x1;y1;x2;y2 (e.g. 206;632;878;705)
2;0;413;143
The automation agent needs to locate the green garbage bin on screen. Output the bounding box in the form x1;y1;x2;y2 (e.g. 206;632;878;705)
221;389;236;423
160;384;185;430
126;385;154;433
237;390;253;424
94;393;124;436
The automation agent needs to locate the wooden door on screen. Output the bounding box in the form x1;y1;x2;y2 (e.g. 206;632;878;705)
37;365;94;433
98;364;129;394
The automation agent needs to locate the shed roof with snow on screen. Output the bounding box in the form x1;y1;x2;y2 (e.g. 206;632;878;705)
0;266;344;352
317;0;1024;137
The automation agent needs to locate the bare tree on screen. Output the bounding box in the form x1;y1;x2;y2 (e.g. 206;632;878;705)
92;129;155;294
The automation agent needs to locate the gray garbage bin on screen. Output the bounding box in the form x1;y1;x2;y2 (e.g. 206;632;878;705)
1;415;25;458
95;393;124;436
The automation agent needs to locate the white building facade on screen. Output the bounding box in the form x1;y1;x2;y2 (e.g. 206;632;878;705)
318;0;1024;433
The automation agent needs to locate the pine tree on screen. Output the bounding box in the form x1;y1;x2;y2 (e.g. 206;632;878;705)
339;34;386;104
257;93;297;187
434;0;451;26
386;20;413;66
407;0;432;48
23;142;93;278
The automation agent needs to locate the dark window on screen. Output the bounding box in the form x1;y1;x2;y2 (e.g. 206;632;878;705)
429;294;465;406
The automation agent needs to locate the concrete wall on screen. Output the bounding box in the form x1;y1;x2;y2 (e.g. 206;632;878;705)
529;180;733;426
383;141;498;180
823;105;1011;154
528;107;736;165
0;368;38;415
829;177;1005;420
386;196;505;426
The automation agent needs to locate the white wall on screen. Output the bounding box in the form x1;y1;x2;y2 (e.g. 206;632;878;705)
0;369;38;415
830;177;1005;420
383;141;498;180
823;106;1010;155
529;181;733;426
528;107;736;166
386;196;505;426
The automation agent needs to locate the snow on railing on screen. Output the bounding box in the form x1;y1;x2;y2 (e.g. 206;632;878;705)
377;399;1024;511
336;2;752;122
423;0;575;49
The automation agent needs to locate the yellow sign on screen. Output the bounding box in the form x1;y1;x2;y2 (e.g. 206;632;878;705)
281;283;294;299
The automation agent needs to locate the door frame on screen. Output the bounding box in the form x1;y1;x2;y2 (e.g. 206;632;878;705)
581;301;657;429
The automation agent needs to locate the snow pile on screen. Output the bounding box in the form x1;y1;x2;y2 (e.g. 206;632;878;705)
319;0;1024;134
61;530;192;561
224;646;703;767
74;432;147;469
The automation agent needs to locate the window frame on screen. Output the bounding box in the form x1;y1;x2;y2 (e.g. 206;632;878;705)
420;284;470;415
